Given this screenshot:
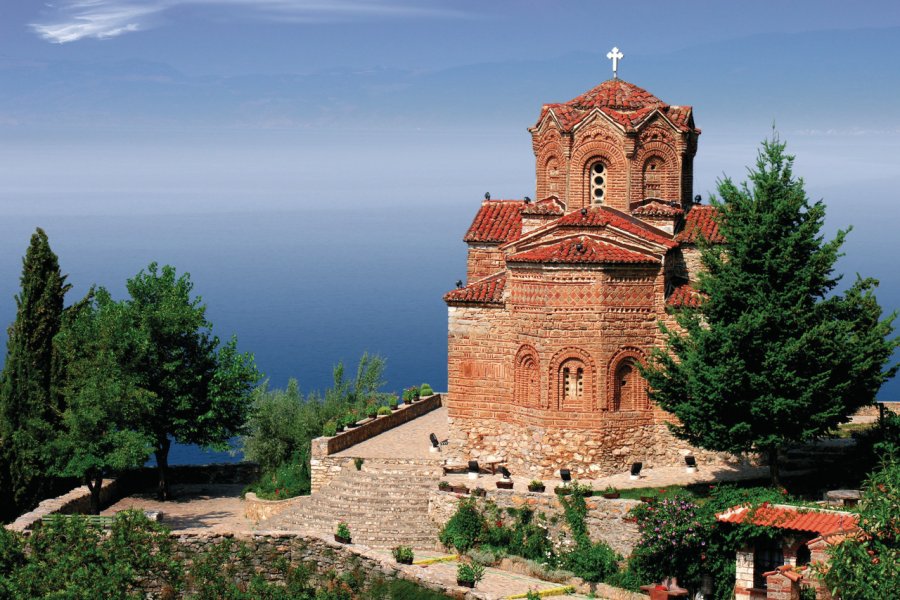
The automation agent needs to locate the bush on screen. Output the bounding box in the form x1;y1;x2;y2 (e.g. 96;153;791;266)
336;522;351;539
387;396;399;409
419;383;434;396
392;545;414;564
246;459;309;499
323;420;338;437
528;480;544;491
439;498;485;553
456;561;485;584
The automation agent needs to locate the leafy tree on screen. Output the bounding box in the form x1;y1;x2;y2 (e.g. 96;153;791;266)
51;288;154;514
0;228;71;521
821;456;900;599
124;263;260;500
643;137;899;483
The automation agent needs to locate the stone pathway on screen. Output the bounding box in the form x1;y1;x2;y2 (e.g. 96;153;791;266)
332;406;449;460
101;484;254;533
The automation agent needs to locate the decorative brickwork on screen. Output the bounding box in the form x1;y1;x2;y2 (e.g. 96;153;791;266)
446;78;728;478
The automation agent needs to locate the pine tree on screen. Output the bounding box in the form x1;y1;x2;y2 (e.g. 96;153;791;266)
0;228;71;520
643;137;899;484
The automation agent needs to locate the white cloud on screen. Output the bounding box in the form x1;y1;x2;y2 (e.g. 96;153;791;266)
31;0;462;43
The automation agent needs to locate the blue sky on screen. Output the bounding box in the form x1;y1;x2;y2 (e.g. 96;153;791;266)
0;0;898;399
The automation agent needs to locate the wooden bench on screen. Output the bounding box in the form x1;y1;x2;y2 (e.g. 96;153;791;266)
41;514;116;528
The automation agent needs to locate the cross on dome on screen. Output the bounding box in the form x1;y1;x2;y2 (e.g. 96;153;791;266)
606;46;623;79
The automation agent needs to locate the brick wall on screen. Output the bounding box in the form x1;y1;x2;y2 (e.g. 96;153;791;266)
467;244;505;281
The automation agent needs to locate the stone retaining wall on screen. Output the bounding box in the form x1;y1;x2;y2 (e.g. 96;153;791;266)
854;402;900;418
427;487;641;557
243;492;306;523
310;455;441;495
6;478;125;533
149;530;471;599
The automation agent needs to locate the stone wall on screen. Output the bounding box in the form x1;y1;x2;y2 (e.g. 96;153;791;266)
143;530;456;599
243;492;306;523
6;478;125;533
427;487;641;557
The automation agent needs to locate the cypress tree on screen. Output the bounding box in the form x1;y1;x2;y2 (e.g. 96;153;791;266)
643;137;899;484
0;228;71;520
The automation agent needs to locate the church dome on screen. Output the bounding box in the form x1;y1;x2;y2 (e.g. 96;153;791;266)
565;79;663;111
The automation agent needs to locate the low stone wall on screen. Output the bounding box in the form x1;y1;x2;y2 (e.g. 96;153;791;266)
243;492;307;523
149;530;469;599
323;394;443;455
854;402;900;418
427;487;641;557
6;478;125;533
310;455;441;495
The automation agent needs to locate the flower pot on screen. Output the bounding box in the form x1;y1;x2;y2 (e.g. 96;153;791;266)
602;492;621;499
528;485;545;493
334;535;351;544
457;579;475;588
472;488;486;497
496;480;514;490
397;557;413;565
450;486;469;495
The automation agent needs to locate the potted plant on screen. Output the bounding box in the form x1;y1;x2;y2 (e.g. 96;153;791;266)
496;479;514;490
450;483;470;495
345;412;360;428
392;545;414;565
403;386;419;404
456;562;485;588
601;486;620;499
438;481;452;492
472;487;486;497
388;396;399;411
376;406;391;417
334;522;351;544
527;480;545;493
366;405;378;420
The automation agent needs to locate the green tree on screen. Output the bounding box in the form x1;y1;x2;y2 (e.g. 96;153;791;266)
643;137;898;484
0;228;71;521
51;288;154;514
821;456;900;599
124;263;260;500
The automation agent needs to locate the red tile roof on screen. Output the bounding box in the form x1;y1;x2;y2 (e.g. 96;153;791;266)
464;200;526;244
556;207;677;249
443;274;506;305
534;79;698;135
508;237;659;265
666;283;702;308
716;504;859;536
522;197;565;216
677;205;724;243
632;200;684;217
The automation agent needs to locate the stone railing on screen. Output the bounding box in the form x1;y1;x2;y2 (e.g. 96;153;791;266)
6;478;125;533
427;486;641;557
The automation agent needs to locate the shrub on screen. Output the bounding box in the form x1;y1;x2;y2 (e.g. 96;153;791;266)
354;457;364;471
528;480;545;492
366;405;378;419
245;458;309;499
419;383;434;396
387;396;399;409
392;545;414;564
558;486;622;582
438;481;452;491
439;498;485;553
323;420;338;437
336;522;351;539
456;561;485;584
402;386;419;403
377;406;391;416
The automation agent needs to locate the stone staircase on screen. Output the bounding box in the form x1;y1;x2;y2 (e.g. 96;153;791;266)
261;460;442;548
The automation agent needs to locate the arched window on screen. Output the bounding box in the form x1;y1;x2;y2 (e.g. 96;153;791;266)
515;346;540;408
560;359;586;410
589;161;606;205
642;156;664;198
609;351;648;411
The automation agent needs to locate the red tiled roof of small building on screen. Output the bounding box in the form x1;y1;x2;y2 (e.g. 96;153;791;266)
508;237;659;265
464;200;526;244
535;79;698;134
556;206;677;249
666;283;702;308
443;273;506;305
632;200;684;217
677;205;724;243
716;504;859;536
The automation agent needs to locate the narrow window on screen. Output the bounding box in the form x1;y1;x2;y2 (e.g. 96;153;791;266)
576;368;584;397
590;161;606;205
563;367;571;398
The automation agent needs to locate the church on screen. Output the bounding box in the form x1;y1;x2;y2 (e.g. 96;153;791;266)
443;63;726;479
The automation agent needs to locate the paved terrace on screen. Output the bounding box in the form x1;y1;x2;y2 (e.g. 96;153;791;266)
332;405;449;460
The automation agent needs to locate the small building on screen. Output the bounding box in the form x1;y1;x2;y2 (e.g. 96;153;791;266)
716;503;860;600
